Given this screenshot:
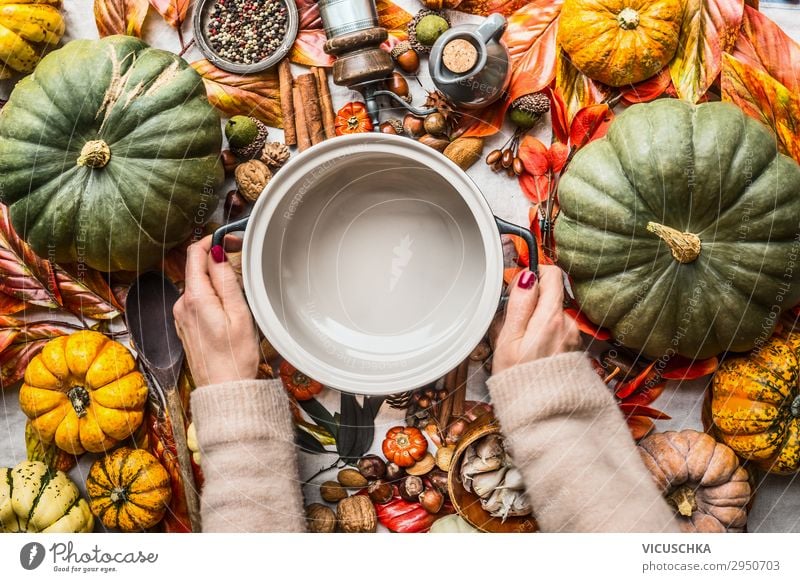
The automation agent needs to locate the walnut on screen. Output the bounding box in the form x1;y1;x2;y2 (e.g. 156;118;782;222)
234;159;272;202
261;141;290;170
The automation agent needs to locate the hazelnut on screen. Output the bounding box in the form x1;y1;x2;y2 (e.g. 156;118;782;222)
403;114;425;138
424;112;447;136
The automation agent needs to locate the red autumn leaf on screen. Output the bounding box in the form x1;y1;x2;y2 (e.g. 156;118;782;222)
0;204;61;309
95;0;150;37
618;403;671;420
569;103;613;150
503;0;563;103
563;306;612;341
546;141;570;172
627;416;655;440
620;68;672;105
149;0;190;28
0;292;25;316
457;100;510;138
55;266;123;321
731;5;800;93
669;0;744;102
459;0;532;16
624;382;667;407
518;135;549;175
720;53;800;162
519;173;553;204
544;86;569;144
554;49;608;125
1;340;48;387
160;244;189;287
661;355;718;380
615;360;658;400
192;60;283;127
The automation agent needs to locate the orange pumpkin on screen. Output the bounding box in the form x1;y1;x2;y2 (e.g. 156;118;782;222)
335;102;373;135
382;426;428;467
280;361;324;401
557;0;683;87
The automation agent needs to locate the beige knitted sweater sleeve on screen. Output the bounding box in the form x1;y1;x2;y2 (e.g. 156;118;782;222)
487;351;680;533
191;379;307;533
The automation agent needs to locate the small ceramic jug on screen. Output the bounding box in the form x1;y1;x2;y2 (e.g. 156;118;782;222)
428;13;511;109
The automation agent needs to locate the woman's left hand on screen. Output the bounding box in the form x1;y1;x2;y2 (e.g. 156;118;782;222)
173;235;260;387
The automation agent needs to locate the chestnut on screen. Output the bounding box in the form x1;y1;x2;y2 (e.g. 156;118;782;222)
221;149;238;175
427;468;449;495
357;455;387;481
385;462;406;483
368;480;393;504
398;475;424;502
419;487;444;514
224;190;247;219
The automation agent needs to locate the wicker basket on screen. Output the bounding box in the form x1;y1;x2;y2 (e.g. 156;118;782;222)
446;414;538;533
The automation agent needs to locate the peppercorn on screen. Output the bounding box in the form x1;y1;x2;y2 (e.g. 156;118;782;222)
206;0;289;65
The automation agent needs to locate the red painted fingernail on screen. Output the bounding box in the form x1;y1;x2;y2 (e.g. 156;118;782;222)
518;270;537;289
210;245;226;263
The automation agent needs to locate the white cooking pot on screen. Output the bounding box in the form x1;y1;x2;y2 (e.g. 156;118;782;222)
213;133;535;395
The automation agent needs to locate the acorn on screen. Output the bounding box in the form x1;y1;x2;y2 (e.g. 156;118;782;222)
408;10;451;54
390;41;420;74
508;92;551;129
225;115;270;159
379;119;404;135
386;72;410;101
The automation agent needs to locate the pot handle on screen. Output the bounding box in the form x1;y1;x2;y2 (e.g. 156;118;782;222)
211;217;250;259
494;216;538;275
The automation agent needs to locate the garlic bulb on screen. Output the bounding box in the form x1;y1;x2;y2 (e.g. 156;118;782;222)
458;433;533;522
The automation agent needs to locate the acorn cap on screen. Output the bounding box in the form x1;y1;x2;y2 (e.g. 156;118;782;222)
511;92;551;116
390;41;413;60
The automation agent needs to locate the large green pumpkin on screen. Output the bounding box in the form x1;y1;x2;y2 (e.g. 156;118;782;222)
555;100;800;359
0;35;223;272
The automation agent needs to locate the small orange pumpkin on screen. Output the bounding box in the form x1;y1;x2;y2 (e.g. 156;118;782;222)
335;102;373;135
557;0;683;87
280;361;324;401
382;426;428;467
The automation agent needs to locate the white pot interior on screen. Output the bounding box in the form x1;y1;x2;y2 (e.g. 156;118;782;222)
243;134;504;394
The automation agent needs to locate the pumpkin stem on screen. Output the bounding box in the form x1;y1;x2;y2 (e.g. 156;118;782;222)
109;487;128;506
77;140;111;168
617;7;640;29
646;222;701;264
67;386;91;418
667;485;697;517
791;395;800;418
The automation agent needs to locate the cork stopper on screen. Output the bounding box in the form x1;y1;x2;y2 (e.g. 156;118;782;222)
442;39;478;74
646;221;701;264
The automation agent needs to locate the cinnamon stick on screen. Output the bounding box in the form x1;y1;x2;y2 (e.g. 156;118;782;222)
278;59;296;146
452;359;469;419
297;73;325;145
437;369;458;441
314;66;337;139
293;86;311;151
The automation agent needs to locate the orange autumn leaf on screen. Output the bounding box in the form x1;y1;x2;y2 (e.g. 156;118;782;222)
149;0;190;28
94;0;149;37
731;5;800;93
503;0;563;103
554;49;608;125
192;60;283;128
720;53;800;162
0;292;25;316
563;306;613;341
619;68;672;105
376;0;412;39
669;0;744;103
459;0;532;16
627;416;655;440
661;355;718;380
458;100;510;138
503;266;524;285
569;103;613;149
507;234;530;267
618;403;671;420
547;86;569;143
615;360;658;399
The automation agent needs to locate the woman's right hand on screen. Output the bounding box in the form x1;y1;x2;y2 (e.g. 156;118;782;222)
492;264;582;375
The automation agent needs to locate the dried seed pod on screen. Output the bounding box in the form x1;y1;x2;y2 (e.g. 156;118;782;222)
320;480;347;503
501;149;514;168
399;475;424;501
419;487;445;513
338;468;368;488
419;133;450;152
424;112;447;135
386;72;410;99
436;389;448;401
506;165;516;177
403;114;426;138
492;159;503;172
444;136;484;171
261;141;290;169
235;159;272;203
368;480;393;505
485;149;502;166
406;452;435;476
357;455;387;481
306;503;337;533
221;149;239;175
513;156;524;176
223;189;247;219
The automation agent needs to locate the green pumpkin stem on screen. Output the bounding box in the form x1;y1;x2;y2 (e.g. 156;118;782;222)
67;385;90;418
646;221;701;264
77;140;111;168
667;485;697;517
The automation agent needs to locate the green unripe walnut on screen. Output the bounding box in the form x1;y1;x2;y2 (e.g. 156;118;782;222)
508;108;539;130
225;116;259;149
416;15;449;46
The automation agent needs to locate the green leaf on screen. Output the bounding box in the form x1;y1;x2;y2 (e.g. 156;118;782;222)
298;398;338;440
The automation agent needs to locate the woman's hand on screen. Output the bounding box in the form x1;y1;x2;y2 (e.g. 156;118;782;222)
173;235;260;387
492;264;582;375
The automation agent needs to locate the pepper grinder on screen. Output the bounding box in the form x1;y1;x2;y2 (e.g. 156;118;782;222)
319;0;434;126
